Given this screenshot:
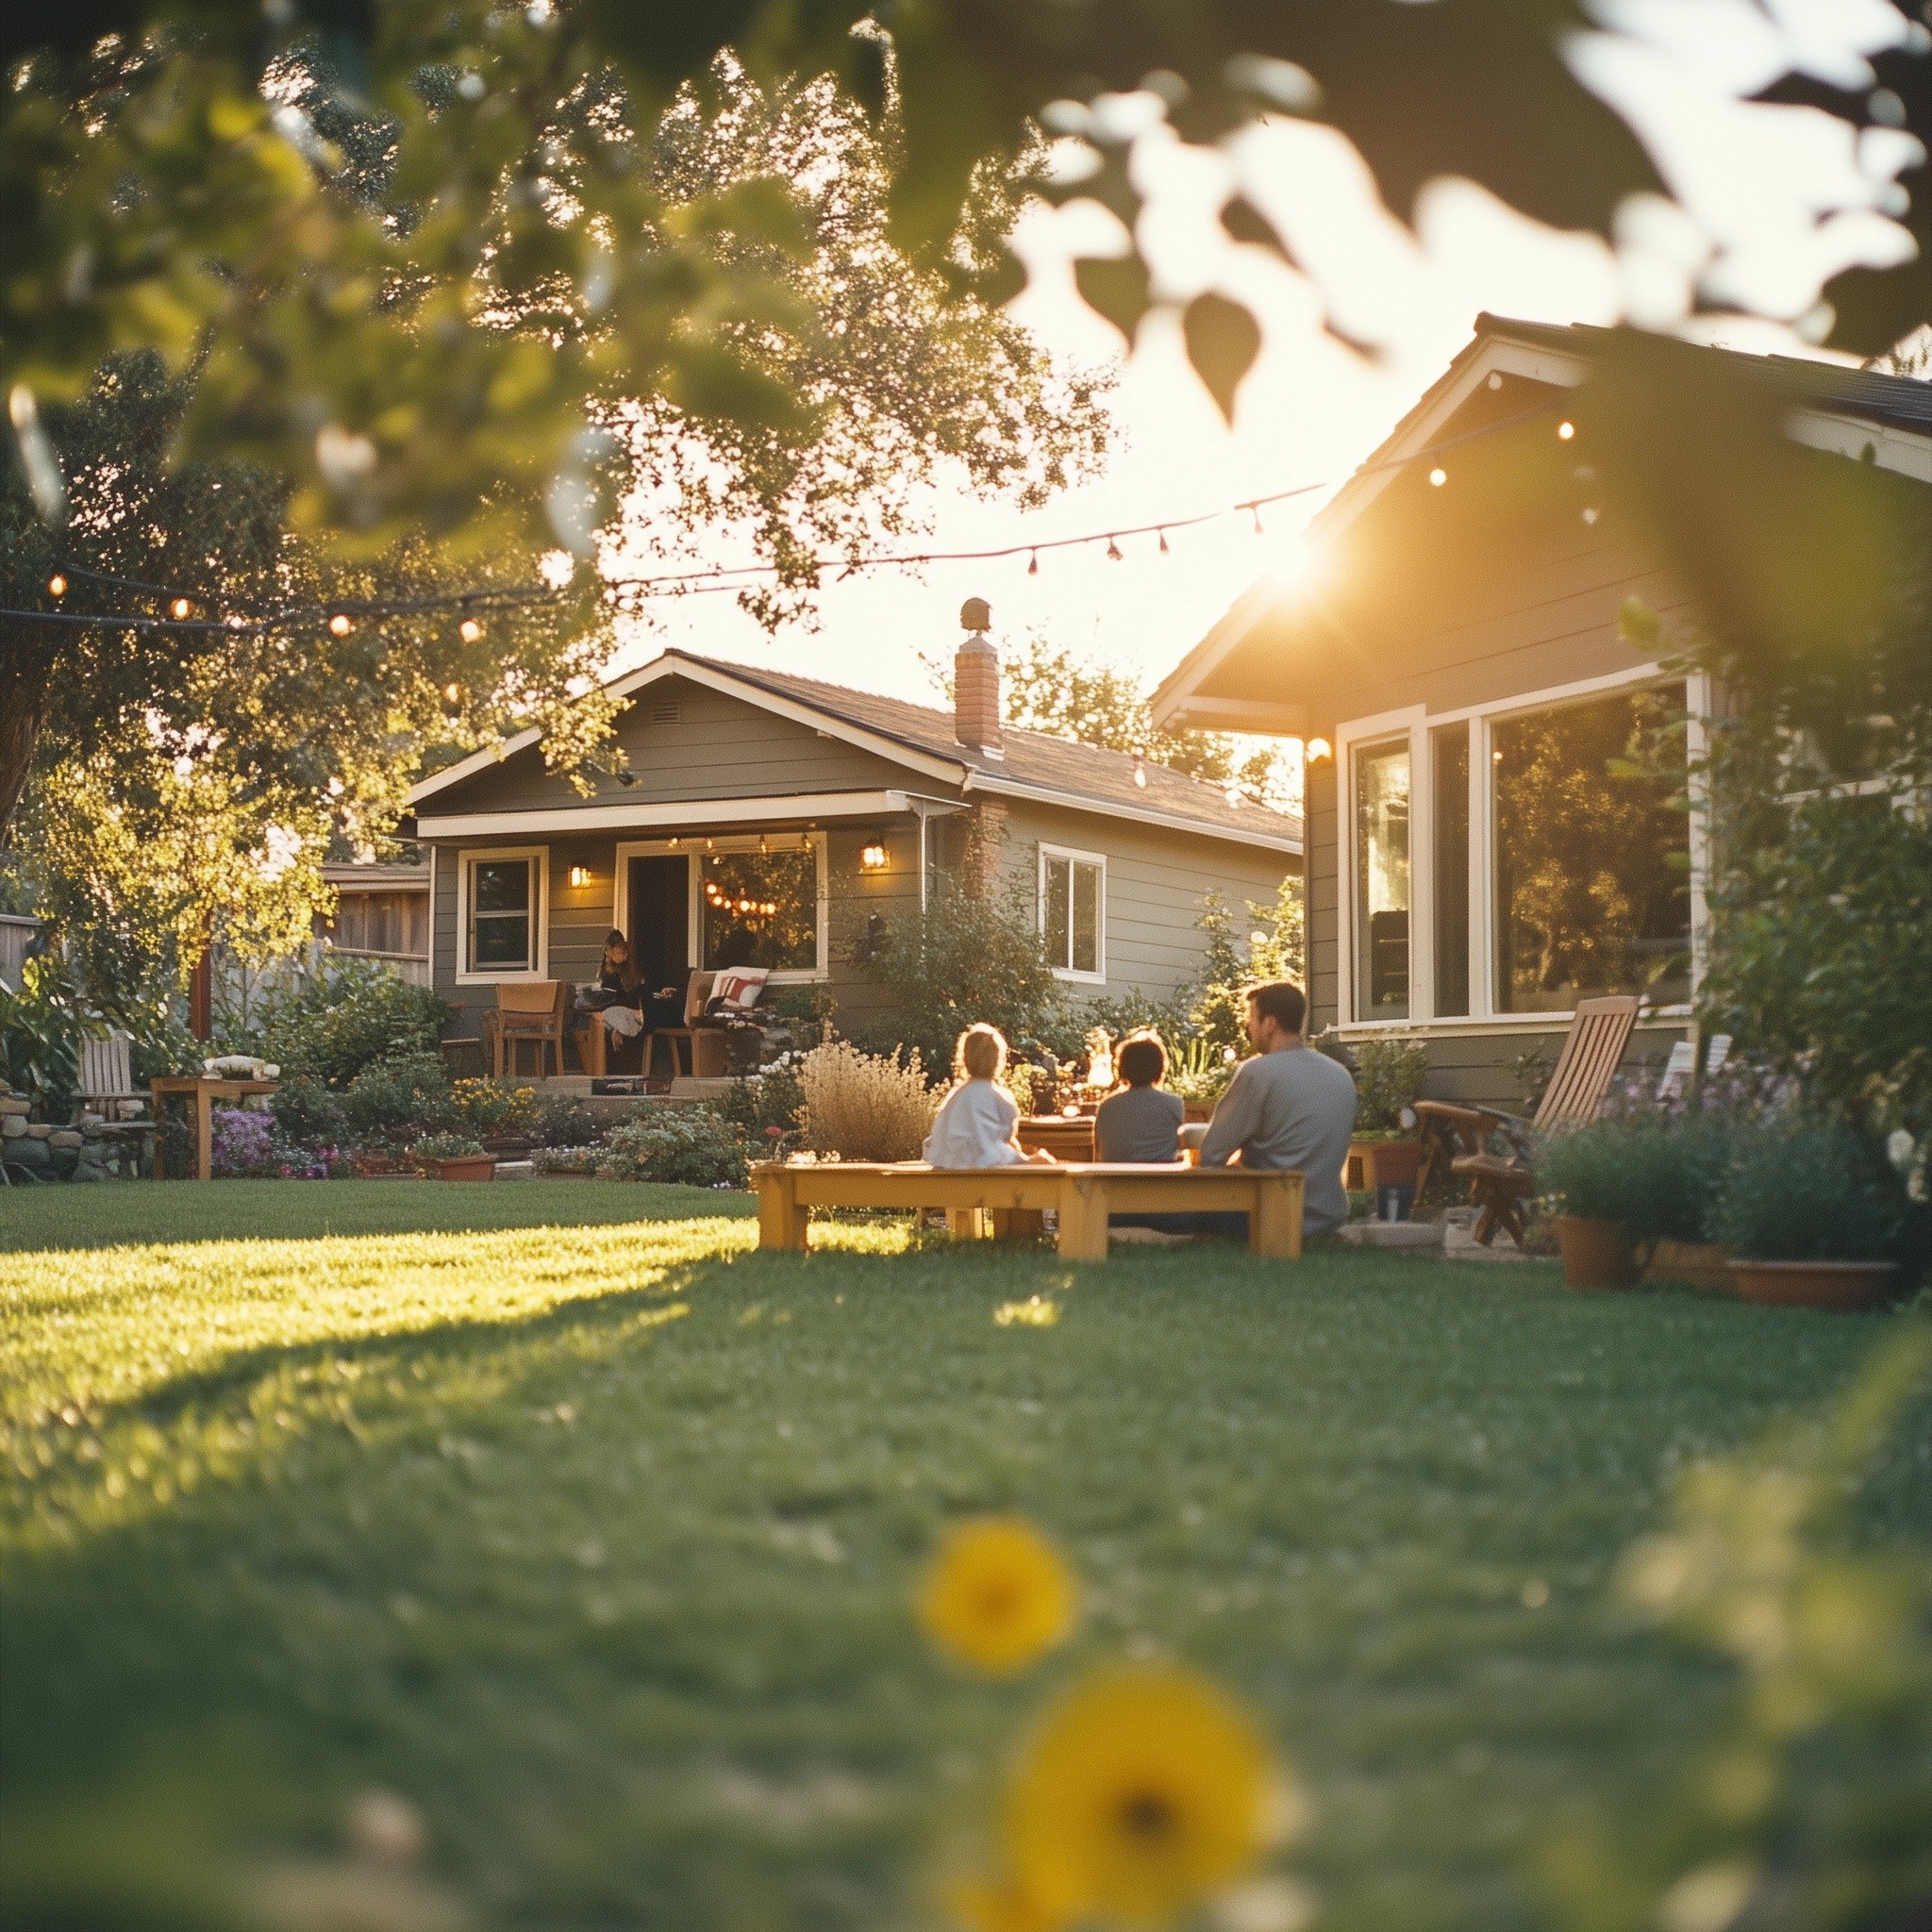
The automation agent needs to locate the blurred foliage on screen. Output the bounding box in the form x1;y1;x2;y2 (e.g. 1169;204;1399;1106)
1546;1326;1932;1932
1188;878;1305;1057
1711;1115;1911;1266
1537;1114;1731;1242
0;952;86;1117
1352;1036;1430;1136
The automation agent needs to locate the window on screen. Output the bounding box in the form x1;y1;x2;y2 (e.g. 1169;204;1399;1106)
700;848;819;973
1491;684;1689;1012
1041;846;1105;980
459;850;543;978
1354;741;1411;1018
1431;724;1470;1017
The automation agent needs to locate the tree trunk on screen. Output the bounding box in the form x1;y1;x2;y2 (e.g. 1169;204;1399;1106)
0;631;58;848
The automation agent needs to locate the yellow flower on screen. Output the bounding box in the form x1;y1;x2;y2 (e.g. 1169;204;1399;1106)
1005;1664;1273;1925
919;1517;1077;1674
948;1873;1066;1932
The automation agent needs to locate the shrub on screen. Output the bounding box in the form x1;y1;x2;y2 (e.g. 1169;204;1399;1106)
1712;1117;1908;1263
0;955;85;1117
342;1054;452;1145
411;1131;486;1161
271;1075;347;1149
597;1105;746;1187
446;1077;540;1139
247;958;449;1088
858;883;1064;1077
535;1144;602;1175
799;1041;939;1162
1353;1037;1431;1135
718;1057;806;1141
535;1091;604;1149
1163;1035;1239;1108
1538;1117;1729;1242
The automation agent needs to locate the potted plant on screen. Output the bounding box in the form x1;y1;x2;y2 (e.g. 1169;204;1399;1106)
411;1132;495;1182
1713;1118;1905;1309
1341;1037;1430;1209
1535;1117;1727;1291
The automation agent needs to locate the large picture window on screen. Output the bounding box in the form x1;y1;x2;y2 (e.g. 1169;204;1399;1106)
1041;846;1105;980
1354;741;1411;1019
1491;684;1689;1012
700;849;820;973
460;850;542;978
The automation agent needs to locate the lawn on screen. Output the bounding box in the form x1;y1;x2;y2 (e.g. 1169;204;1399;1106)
2;1181;1925;1931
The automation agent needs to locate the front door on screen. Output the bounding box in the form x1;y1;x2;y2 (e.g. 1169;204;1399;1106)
626;855;690;995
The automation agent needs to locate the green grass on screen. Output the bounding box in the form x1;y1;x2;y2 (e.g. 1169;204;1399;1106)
2;1181;1925;1931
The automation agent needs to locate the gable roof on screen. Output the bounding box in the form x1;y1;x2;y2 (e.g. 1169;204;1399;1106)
1152;313;1931;727
408;648;1303;856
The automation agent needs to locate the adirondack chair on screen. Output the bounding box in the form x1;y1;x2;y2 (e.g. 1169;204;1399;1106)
76;1027;158;1172
482;980;567;1078
1412;994;1642;1246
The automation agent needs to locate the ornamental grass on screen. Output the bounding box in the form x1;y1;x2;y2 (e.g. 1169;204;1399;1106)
798;1040;940;1162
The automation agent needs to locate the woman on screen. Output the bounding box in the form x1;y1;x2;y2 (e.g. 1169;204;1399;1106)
589;930;647;1056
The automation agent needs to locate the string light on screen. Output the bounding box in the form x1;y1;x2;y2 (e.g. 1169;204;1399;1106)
1027;550;1039;575
1158;529;1170;555
458;617;483;642
328;612;353;636
1582;507;1600;525
1132;759;1148;788
1557;421;1575;441
1250;504;1264;535
169;596;192;620
1105;535;1123;561
442;682;461;702
1428;467;1447;487
46;574;66;597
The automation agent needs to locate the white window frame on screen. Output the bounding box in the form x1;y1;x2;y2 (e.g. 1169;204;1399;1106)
613;833;829;983
1334;664;1707;1036
455;846;548;984
1039;842;1108;984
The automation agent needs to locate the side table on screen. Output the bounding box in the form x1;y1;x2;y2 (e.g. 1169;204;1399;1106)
150;1076;280;1181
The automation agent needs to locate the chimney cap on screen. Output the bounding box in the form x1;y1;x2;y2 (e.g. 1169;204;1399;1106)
959;595;991;633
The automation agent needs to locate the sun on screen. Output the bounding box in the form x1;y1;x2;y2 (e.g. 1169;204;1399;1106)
1003;1664;1275;1924
918;1517;1078;1675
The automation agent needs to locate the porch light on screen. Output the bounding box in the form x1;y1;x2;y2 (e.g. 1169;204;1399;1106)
1307;737;1332;762
568;865;592;888
860;843;889;872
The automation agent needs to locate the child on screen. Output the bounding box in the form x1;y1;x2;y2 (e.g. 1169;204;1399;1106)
923;1024;1058;1167
1093;1032;1185;1163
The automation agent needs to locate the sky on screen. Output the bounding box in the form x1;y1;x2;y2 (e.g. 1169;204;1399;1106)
601;1;1922;719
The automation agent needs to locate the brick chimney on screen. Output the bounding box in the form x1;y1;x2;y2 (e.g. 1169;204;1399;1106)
955;596;1002;754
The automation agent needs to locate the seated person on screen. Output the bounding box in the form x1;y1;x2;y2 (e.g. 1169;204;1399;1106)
924;1024;1058;1167
585;930;646;1059
1197;979;1357;1238
1094;1032;1184;1162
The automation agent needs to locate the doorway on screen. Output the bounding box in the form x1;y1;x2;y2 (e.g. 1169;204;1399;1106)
625;855;690;995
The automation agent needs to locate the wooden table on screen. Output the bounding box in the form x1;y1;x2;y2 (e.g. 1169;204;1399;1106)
1017;1115;1096;1160
150;1076;279;1181
750;1162;1304;1262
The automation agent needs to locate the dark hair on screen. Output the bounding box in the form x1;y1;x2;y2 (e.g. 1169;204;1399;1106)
1117;1034;1167;1086
602;929;641;991
1246;979;1307;1036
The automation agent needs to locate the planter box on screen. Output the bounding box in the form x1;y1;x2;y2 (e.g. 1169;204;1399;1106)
1555;1215;1641;1291
429;1155;496;1183
1729;1258;1900;1311
1641;1241;1731;1294
1345;1138;1425;1193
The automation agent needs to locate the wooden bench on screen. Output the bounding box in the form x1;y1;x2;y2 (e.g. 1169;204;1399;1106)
749;1162;1305;1262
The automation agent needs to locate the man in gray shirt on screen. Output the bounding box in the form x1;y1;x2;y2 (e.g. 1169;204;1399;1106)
1198;980;1357;1237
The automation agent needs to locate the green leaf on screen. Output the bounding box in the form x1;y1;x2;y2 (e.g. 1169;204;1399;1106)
1183;291;1260;426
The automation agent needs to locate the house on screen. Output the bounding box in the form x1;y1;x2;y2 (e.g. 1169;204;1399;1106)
1151;314;1932;1107
316;861;431;986
401;614;1303;1071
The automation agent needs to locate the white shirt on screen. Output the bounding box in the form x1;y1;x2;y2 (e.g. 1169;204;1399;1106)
923;1079;1025;1167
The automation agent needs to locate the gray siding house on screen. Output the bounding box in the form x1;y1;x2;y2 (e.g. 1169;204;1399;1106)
403;626;1302;1067
1153;315;1932;1107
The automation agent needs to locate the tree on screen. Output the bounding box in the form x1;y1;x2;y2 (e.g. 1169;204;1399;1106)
5;2;1922;554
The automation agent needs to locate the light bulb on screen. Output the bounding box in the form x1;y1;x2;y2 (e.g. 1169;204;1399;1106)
458;617;482;643
170;596;192;620
1251;505;1264;535
1557;421;1575;441
443;682;460;702
1105;536;1123;562
1428;467;1447;488
47;574;67;597
1158;529;1170;555
1306;737;1332;762
1027;551;1039;575
329;613;353;636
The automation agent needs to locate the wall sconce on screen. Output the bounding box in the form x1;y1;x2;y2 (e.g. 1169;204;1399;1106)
1306;737;1333;763
859;843;889;872
567;865;593;889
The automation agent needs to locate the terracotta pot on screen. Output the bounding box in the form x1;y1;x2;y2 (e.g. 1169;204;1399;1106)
1642;1240;1733;1294
1555;1215;1641;1291
1729;1259;1900;1311
430;1155;496;1183
1361;1140;1425;1191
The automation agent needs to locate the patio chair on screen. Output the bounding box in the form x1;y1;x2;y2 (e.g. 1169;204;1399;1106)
651;971;727;1079
483;980;567;1079
76;1027;157;1174
1413;993;1641;1246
